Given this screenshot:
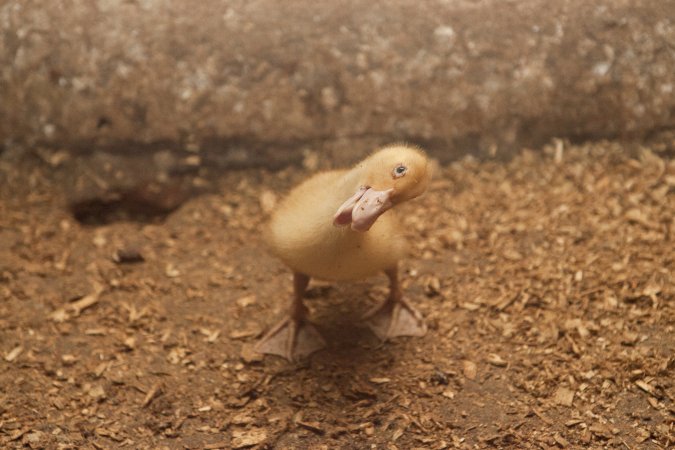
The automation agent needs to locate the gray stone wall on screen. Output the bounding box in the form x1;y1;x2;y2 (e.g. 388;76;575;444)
1;0;674;161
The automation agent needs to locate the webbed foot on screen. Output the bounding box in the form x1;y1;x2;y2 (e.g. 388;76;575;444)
363;297;427;341
255;317;326;361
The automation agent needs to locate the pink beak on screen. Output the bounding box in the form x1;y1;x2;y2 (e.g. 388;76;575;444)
333;186;394;232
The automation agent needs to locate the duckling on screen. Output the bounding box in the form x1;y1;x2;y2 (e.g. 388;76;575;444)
256;144;432;360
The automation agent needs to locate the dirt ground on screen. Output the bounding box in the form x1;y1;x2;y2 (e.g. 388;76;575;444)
0;141;673;449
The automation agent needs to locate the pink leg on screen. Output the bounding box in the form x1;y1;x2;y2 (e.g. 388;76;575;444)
255;273;326;361
363;265;427;340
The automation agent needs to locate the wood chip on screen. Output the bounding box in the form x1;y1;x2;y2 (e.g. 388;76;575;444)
165;264;180;278
369;377;391;384
88;384;106;400
486;353;507;367
112;248;144;264
231;413;255;425
206;329;221;343
392;426;406;442
646;396;660;408
70;283;104;315
553;433;570;447
240;344;263;363
634;380;656;396
229;328;259;340
231;428;267;449
93;362;110;377
503;249;523;261
84;328;107;336
236;294;257;308
564;419;584;427
50;282;104;322
259;190;277;214
589;422;611;438
553;387;575;407
463;360;477;380
122;336;136;350
141;382;162;408
302;150;319;170
8;428;29;441
494;292;519;311
4;345;23;362
564;334;581;355
203;441;229;450
532;408;553;425
293;411;325;435
459;302;481;311
624;208;659;230
61;354;78;365
296;419;325;435
441;389;455;399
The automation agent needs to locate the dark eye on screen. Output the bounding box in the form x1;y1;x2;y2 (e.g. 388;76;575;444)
393;165;407;178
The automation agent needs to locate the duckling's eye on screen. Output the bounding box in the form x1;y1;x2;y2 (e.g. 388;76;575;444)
393;165;407;178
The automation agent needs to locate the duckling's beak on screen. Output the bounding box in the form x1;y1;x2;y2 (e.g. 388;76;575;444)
333;186;394;232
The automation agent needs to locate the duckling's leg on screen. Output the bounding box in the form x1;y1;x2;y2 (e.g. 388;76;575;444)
364;266;427;340
255;272;326;361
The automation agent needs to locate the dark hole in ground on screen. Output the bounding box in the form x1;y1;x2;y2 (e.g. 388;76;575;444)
70;182;192;225
70;196;175;225
96;116;112;129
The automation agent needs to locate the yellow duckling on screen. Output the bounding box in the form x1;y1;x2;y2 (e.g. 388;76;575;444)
256;144;432;360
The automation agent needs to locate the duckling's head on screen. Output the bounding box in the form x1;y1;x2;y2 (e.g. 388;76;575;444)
334;144;431;232
361;145;431;204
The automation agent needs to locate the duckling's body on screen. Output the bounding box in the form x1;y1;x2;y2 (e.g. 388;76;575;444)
256;144;431;361
266;169;406;281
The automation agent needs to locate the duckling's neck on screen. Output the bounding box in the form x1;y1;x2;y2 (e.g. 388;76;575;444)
341;163;367;193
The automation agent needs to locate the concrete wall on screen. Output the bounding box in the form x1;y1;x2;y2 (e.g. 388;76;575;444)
1;0;674;162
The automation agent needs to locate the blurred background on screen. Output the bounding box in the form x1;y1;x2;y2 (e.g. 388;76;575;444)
3;0;673;215
2;0;673;164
